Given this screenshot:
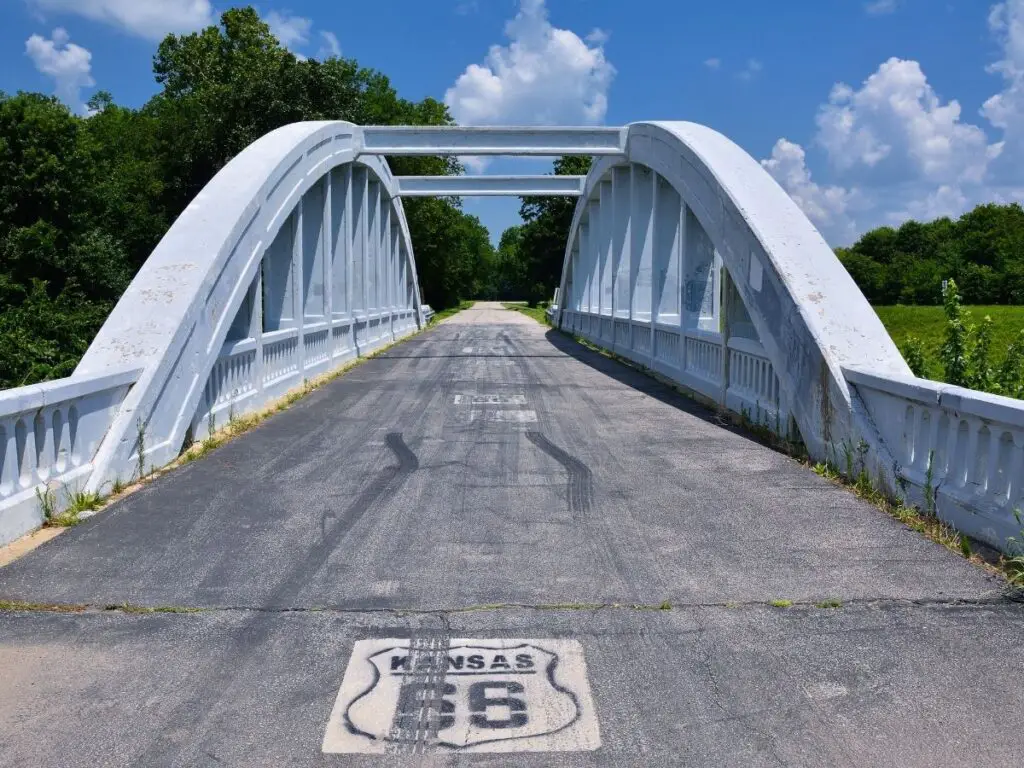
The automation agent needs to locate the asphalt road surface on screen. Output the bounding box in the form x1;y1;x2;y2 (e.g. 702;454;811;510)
1;302;1021;766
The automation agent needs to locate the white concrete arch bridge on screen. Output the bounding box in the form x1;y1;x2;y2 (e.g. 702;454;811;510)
1;120;1023;766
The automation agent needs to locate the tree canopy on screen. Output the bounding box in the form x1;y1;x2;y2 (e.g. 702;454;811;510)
0;6;491;389
495;155;592;305
837;203;1024;305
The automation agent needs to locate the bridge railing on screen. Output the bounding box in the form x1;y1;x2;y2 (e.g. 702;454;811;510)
0;366;141;542
560;309;788;430
845;367;1024;551
193;308;419;439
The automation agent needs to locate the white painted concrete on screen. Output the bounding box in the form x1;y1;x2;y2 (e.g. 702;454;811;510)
74;123;425;500
357;125;625;156
0;366;141;543
396;175;585;197
845;366;1024;551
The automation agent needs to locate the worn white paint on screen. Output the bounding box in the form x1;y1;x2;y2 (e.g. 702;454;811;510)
454;394;528;406
470;410;539;424
73;123;425;499
358;125;625;156
322;638;600;754
396;175;585;197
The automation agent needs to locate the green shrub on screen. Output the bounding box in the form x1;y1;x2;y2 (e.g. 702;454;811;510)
900;335;930;378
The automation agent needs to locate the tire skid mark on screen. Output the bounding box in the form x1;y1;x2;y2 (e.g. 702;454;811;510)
136;434;419;765
316;432;418;549
386;625;453;754
525;432;593;518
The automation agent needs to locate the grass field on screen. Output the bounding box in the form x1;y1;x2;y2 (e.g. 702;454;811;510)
502;301;552;325
874;305;1024;376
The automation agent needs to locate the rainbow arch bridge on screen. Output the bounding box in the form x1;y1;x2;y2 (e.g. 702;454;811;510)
0;121;1022;765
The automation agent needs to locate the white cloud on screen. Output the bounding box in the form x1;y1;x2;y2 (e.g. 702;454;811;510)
982;0;1024;175
736;58;763;82
318;30;341;59
444;0;615;125
25;28;95;114
27;0;213;41
815;58;996;185
704;57;721;71
265;10;312;51
761;139;860;243
865;0;899;15
763;5;1024;246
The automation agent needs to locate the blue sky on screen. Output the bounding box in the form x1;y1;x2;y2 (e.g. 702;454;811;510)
4;0;1023;246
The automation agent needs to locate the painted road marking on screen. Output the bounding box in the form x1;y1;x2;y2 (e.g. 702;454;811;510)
322;638;600;754
453;394;527;405
470;409;538;423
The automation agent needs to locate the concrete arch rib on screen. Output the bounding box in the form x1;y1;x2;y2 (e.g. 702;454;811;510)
76;121;424;493
556;121;909;460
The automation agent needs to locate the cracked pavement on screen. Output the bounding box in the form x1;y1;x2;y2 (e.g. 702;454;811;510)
1;302;1022;766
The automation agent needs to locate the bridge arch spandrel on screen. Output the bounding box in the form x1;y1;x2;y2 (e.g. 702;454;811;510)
76;122;424;493
557;121;910;460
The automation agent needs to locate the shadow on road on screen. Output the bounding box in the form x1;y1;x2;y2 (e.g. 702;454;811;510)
542;327;757;440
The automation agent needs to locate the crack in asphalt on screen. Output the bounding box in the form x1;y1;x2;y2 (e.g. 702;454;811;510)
1;594;1018;617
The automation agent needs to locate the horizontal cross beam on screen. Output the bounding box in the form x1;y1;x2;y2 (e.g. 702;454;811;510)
358;126;626;156
394;175;586;197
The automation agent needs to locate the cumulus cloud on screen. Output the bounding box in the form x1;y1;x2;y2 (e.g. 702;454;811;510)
982;0;1024;175
444;0;615;125
265;10;312;51
25;28;95;114
764;9;1024;247
28;0;213;41
704;57;721;71
815;58;997;184
761;139;860;243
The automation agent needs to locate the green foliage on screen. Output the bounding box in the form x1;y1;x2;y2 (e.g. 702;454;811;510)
899;335;930;378
1;5;491;388
876;283;1024;399
967;314;994;391
996;331;1024;399
502;302;551;326
839;203;1024;305
404;198;494;309
940;279;969;386
494;156;592;305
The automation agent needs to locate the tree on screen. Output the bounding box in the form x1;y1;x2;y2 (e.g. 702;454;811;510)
514;155;592;305
839;202;1024;305
0;5;498;387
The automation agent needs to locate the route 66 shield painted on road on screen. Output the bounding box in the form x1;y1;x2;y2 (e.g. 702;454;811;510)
322;638;601;753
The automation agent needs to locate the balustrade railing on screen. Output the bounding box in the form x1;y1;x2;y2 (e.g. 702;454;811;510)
726;336;783;425
193;308;418;440
845;367;1024;551
0;366;141;542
